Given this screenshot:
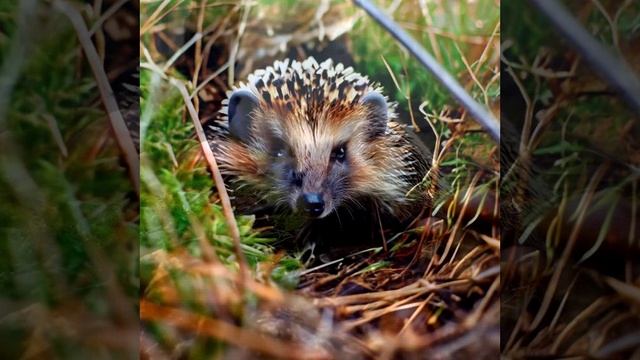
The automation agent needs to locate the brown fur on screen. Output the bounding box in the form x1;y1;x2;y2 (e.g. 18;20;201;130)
206;58;429;218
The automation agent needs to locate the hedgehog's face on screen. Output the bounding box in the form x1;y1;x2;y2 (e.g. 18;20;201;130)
226;89;390;219
265;134;352;218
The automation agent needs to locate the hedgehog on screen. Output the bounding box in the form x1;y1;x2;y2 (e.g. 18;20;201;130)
206;57;429;224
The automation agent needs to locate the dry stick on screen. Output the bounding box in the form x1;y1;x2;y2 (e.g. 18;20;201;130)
613;1;634;56
402;62;418;133
343;286;428;315
596;331;640;359
191;0;207;111
455;42;488;106
504;67;534;215
436;171;481;265
342;301;424;331
465;274;499;326
344;288;436;330
163;32;203;72
417;0;442;64
140;0;172;34
528;102;561;150
548;273;579;333
450;245;484;278
317;279;470;307
500;47;576;79
550;296;612;353
301;247;379;276
200;6;237;80
591;0;619;53
506;67;534;157
604;276;640;304
473;21;500;75
43;113;69;157
398;293;434;335
171;79;249;287
591;313;636;352
227;0;251;86
54;0;140;195
447;228;466;266
398;22;488;45
381;56;420;132
315;283;422;307
398;217;432;278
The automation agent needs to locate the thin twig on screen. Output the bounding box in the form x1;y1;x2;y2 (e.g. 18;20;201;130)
528;162;609;331
163;32;203;72
171;78;249;288
89;0;128;35
54;0;140;195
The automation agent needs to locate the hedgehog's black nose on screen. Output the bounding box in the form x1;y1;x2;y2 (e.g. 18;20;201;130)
300;192;324;217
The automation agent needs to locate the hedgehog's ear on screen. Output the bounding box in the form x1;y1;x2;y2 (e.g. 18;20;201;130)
361;91;388;138
227;89;259;142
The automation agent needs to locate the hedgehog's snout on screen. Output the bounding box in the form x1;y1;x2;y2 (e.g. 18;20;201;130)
298;192;325;218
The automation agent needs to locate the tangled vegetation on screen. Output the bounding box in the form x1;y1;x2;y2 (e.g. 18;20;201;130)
140;0;499;359
501;1;640;357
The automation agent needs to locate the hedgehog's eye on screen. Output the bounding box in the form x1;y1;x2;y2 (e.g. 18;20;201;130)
270;138;288;158
331;144;347;163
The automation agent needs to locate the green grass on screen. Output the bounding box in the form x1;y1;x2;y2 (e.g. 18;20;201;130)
139;69;299;285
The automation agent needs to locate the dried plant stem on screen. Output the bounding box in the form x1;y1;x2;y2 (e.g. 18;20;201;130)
140;0;172;34
418;0;442;63
455;42;488;106
54;0;140;195
437;171;481;265
227;0;251;86
528;162;609;331
171;79;249;286
551;296;612;353
43;113;68;157
89;0;128;35
474;21;500;74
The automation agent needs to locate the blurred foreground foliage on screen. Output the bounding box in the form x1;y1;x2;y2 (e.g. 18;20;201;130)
501;1;640;357
1;0;138;358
